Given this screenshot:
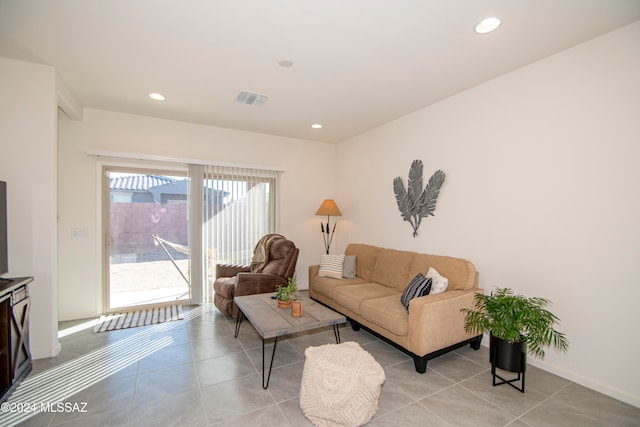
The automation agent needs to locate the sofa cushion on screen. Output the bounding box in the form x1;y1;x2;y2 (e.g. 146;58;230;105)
371;249;415;290
361;295;409;336
345;244;383;282
400;274;433;311
311;276;368;300
426;267;448;295
409;254;477;290
333;284;399;315
319;254;345;279
342;255;356;278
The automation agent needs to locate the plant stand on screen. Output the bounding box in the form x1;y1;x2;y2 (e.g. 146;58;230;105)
490;335;526;393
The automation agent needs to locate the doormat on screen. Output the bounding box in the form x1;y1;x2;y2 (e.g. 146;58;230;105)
93;305;184;333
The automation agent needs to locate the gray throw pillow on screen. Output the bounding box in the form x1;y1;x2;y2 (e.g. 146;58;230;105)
342;255;356;278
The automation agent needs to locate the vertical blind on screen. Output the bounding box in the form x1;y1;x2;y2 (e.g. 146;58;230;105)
189;164;279;302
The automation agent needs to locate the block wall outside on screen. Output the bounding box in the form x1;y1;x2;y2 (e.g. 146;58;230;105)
109;202;188;261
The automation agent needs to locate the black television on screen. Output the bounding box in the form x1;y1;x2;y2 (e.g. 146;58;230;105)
0;181;7;277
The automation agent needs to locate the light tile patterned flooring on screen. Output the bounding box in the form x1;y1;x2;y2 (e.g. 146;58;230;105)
4;304;639;426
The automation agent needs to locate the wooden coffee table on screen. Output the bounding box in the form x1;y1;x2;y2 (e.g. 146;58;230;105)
234;290;346;389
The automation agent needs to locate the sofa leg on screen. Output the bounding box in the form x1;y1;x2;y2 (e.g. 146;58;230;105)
470;335;482;350
350;320;361;331
413;355;428;374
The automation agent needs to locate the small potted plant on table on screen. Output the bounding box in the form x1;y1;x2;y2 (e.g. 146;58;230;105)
276;277;297;309
461;287;569;392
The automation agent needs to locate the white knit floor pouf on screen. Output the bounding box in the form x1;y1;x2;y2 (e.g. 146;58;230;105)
299;341;385;427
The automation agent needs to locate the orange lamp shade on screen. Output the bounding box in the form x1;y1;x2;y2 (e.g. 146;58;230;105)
315;199;342;217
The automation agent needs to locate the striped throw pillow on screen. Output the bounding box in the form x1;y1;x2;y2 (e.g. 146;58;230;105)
318;254;345;279
400;273;433;311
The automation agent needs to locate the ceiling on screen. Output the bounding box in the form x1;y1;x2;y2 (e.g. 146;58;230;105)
1;1;639;143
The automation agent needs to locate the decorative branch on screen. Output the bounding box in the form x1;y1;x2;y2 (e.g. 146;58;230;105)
320;217;336;254
393;160;445;237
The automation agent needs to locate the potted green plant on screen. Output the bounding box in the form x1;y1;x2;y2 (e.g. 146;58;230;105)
461;288;569;390
276;277;297;308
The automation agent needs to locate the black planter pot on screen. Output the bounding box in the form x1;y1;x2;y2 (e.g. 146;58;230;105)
490;334;527;372
489;334;526;392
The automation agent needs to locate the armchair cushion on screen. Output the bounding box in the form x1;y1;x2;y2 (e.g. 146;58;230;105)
235;272;288;296
259;238;299;277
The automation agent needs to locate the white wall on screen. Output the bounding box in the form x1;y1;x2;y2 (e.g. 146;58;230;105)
336;22;640;407
0;58;59;359
58;109;337;320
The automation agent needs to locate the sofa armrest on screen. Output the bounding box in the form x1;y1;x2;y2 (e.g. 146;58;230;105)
309;264;320;279
234;272;288;296
216;264;250;278
407;289;483;356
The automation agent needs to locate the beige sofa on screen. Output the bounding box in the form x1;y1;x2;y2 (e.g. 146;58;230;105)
309;243;483;373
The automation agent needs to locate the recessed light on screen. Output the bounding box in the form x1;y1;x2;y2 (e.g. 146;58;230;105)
475;17;501;34
278;59;294;68
149;92;165;101
311;124;323;129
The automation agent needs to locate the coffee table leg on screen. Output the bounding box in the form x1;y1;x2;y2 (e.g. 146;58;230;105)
263;337;278;389
234;312;244;338
333;324;341;344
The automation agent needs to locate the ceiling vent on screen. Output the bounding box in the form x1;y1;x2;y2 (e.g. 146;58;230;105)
236;90;268;106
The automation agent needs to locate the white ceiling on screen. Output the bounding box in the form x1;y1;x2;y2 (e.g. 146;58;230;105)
1;1;639;143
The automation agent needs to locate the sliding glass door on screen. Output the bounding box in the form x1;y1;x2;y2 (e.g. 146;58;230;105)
103;167;190;311
192;164;278;302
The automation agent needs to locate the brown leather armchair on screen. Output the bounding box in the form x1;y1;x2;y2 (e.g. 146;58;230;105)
213;235;299;318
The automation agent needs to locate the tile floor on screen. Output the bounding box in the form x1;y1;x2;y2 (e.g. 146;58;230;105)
3;304;639;426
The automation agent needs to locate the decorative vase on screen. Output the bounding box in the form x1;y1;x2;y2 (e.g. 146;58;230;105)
291;300;303;317
277;299;292;309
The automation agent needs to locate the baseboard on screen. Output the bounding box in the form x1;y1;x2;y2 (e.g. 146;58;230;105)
479;340;639;408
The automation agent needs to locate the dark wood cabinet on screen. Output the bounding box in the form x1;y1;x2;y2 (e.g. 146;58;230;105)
0;277;32;402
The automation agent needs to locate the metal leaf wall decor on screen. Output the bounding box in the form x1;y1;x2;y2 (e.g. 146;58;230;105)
393;160;445;237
